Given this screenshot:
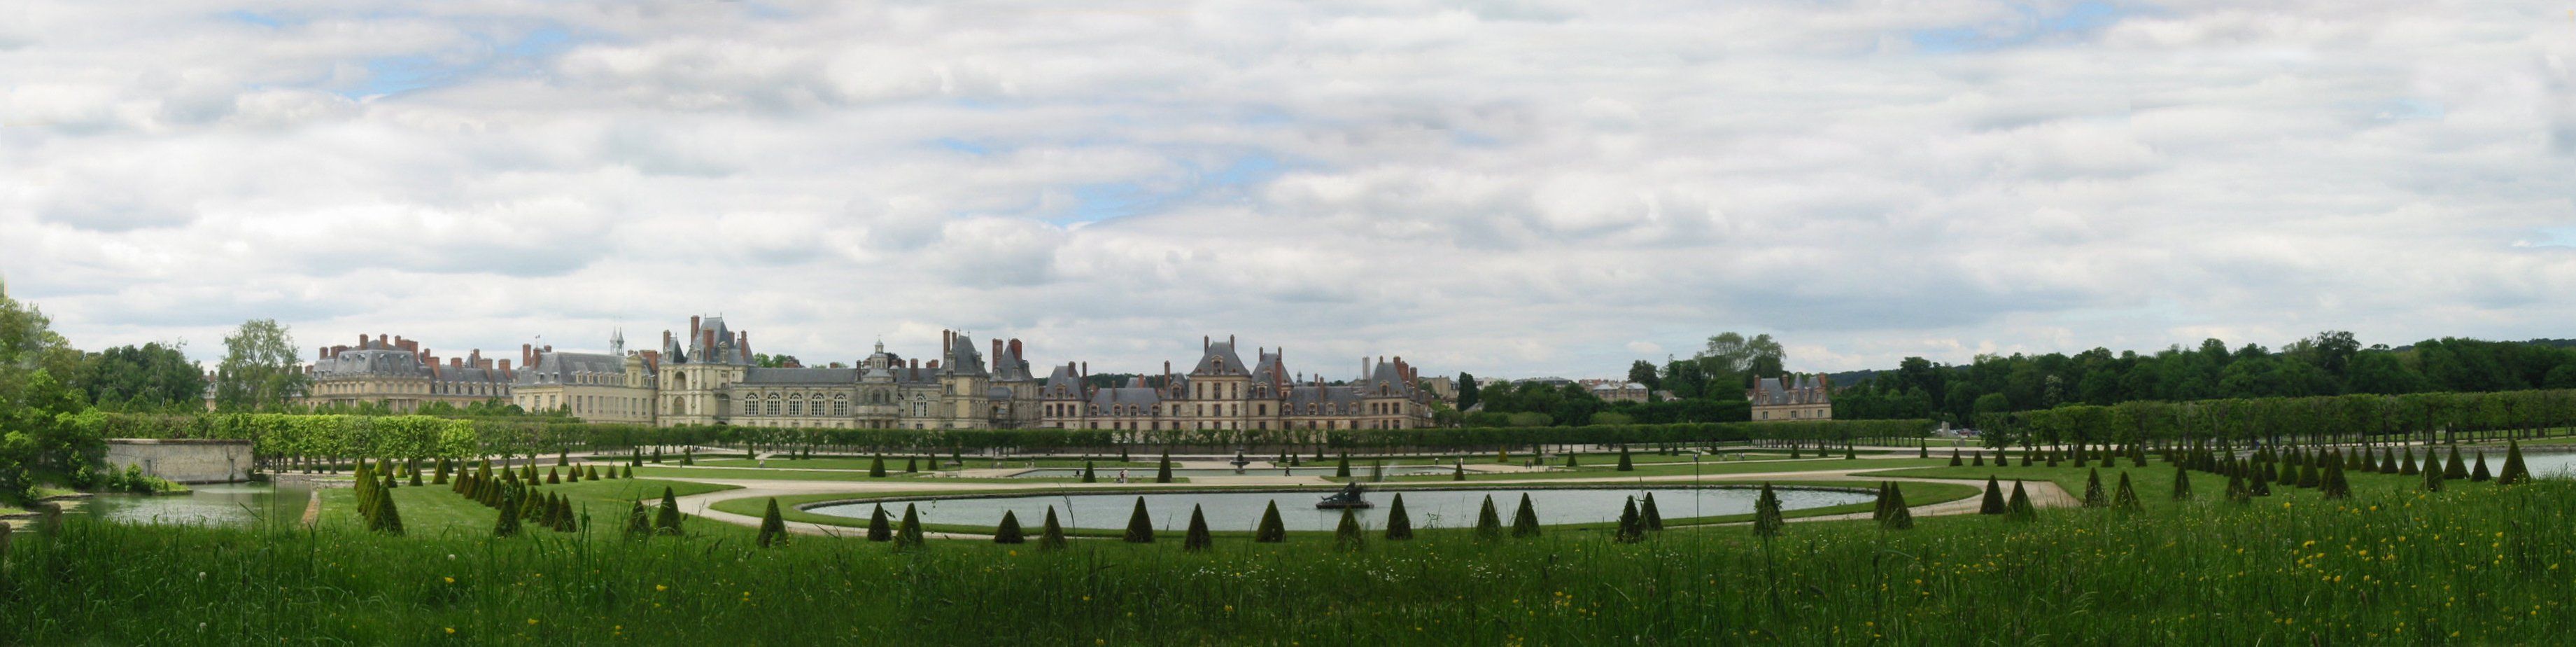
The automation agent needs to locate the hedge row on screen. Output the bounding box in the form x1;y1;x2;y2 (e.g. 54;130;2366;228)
71;411;1933;459
2003;389;2576;446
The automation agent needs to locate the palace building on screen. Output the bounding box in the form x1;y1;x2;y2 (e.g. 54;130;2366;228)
1036;336;1436;431
304;334;516;412
1748;374;1833;421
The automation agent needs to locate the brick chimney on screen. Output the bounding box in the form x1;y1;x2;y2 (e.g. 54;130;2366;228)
689;316;701;349
992;339;1004;371
522;344;533;368
736;332;747;361
498;359;511;373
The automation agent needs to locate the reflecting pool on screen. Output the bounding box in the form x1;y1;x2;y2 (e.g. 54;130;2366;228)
808;486;1873;531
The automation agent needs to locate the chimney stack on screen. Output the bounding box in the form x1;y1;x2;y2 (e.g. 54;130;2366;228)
663;331;673;349
689;316;701;347
1203;335;1209;351
522;344;533;368
498;359;511;373
992;339;1003;371
317;347;327;361
1008;339;1023;361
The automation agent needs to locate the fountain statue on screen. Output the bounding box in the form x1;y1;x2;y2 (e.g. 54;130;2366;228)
1316;482;1373;509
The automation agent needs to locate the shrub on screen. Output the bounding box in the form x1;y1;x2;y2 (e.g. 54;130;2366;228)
1156;452;1173;484
1255;501;1286;543
1613;496;1645;543
1337;454;1351;478
1752;483;1784;538
1972;452;1985;467
756;498;787;548
1454;463;1465;481
1122;497;1154;543
2500;441;2531;485
1640;492;1663;531
1978;477;2007;515
1617;446;1634;471
1511;493;1541;538
2444;447;2469;480
2171;466;2193;501
905;457;918;474
867;506;892;542
870;456;887;478
1880;482;1914;531
2113;472;2142;510
624;502;650;540
1564;453;1579;468
493;487;523;538
1082;461;1097;484
1474;495;1502;541
654;487;682;536
1183;505;1213;551
2322;460;2352;499
2081;469;2107;508
894;504;924;550
1949;449;1962;466
546;468;560;485
1039;507;1067;550
2400;448;2420;475
1334;508;1365;551
372;480;404;536
2006;482;2035;522
2470;452;2493;482
1384;494;1414;541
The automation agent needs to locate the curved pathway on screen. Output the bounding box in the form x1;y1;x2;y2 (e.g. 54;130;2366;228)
649;461;2078;538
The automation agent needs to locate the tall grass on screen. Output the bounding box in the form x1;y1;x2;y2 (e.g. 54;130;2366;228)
3;476;2569;644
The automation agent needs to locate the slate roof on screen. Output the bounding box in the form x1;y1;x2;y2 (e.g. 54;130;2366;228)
742;368;860;385
514;352;630;386
1190;341;1249;376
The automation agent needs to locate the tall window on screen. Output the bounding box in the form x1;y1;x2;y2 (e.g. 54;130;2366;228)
788;400;803;416
766;401;782;416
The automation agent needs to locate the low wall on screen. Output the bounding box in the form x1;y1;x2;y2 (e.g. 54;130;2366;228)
104;439;254;484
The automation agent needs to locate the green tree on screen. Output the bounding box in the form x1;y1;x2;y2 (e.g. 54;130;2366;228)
2499;441;2531;485
493;487;524;538
756;498;787;548
2470;452;2492;482
1751;483;1784;538
993;510;1025;544
1122;496;1155;543
1474;495;1503;541
1640;492;1663;531
1081;461;1097;483
1384;494;1414;541
2006;482;2036;521
1456;373;1481;411
2423;459;2445;492
866;506;892;541
1254;501;1286;543
623;501;650;539
2081;469;2107;508
71;342;204;412
1038;507;1067;550
1335;453;1351;478
1616;445;1633;471
1978;478;2006;515
1156;452;1173;483
1510;493;1541;538
1333;508;1365;551
894;504;924;550
870;455;887;478
2444;447;2469;480
213;319;305;411
2170;468;2193;501
1183;505;1212;551
1612;496;1645;543
654;487;683;536
2114;471;2143;510
1881;484;1915;530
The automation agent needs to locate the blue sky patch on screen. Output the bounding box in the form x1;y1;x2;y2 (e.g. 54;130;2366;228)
337;23;583;99
1909;1;2148;54
1058;152;1288;223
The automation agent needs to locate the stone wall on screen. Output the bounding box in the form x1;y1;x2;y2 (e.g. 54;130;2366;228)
103;439;255;484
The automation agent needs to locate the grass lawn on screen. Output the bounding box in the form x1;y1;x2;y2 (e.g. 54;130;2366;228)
1861;459;2493;514
699;457;1160;470
629;465;1182;484
318;478;747;540
705;480;1978;538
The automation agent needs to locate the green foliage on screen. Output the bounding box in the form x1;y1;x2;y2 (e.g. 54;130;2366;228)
1510;494;1541;538
1336;454;1351;478
1245;500;1286;543
1038;507;1067;550
2114;471;2142;510
1880;482;1915;530
866;506;892;542
1751;483;1784;538
1156;452;1173;484
2171;466;2193;501
894;504;924;550
1183;506;1212;552
2500;441;2531;485
2470;452;2492;482
1122;497;1154;543
1384;494;1414;541
1978;478;2006;515
2081;469;2107;508
2423;459;2446;492
654;487;682;536
1640;492;1663;531
1333;508;1364;551
2006;482;2036;521
70;342;204;412
1474;496;1503;541
993;510;1025;544
870;455;887;478
213;319;307;412
2444;447;2469;480
1612;496;1644;543
623;501;650;540
1081;461;1097;483
756;498;787;548
1616;445;1633;471
492;487;523;538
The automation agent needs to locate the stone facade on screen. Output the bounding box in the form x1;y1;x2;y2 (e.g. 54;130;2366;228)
1748;374;1832;421
303;334;514;412
1036;337;1436;432
511;331;658;424
652;316;1034;430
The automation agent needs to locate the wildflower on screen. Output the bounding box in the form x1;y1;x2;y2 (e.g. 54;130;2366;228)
444;628;455;634
443;577;454;584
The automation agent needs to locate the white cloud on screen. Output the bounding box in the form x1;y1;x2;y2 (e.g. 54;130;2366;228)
2;0;2572;378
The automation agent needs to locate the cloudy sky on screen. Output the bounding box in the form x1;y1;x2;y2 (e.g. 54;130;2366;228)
3;1;2573;379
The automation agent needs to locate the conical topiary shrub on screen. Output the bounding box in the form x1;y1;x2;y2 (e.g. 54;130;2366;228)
1039;507;1067;550
1122;496;1155;543
1183;505;1213;551
1511;493;1541;538
373;482;405;536
624;501;651;540
1617;446;1634;471
756;498;787;548
870;455;887;478
1978;478;2006;515
2444;447;2468;480
2400;448;2419;475
1156;452;1174;483
2171;466;2193;501
2500;440;2531;485
1082;461;1097;483
1255;501;1286;543
2081;469;2107;508
654;487;682;536
1613;496;1645;543
1881;483;1914;530
2423;459;2445;492
2321;460;2351;499
1454;462;1466;481
867;506;892;541
2113;472;2141;510
1334;507;1365;551
1336;454;1351;478
1474;495;1503;541
493;487;524;538
905;457;918;473
1752;483;1784;538
894;504;925;550
2470;452;2492;482
1640;492;1663;531
546;468;560;485
1565;453;1579;468
1949;449;1962;466
2379;447;2398;474
1871;482;1894;523
1972;452;1985;467
2006;481;2035;521
994;510;1025;544
1384;494;1414;541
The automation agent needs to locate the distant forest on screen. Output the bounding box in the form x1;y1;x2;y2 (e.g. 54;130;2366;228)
1832;333;2576;426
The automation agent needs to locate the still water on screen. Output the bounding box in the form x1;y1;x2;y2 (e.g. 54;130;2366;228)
1006;465;1458;479
808;487;1873;531
73;482;311;527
